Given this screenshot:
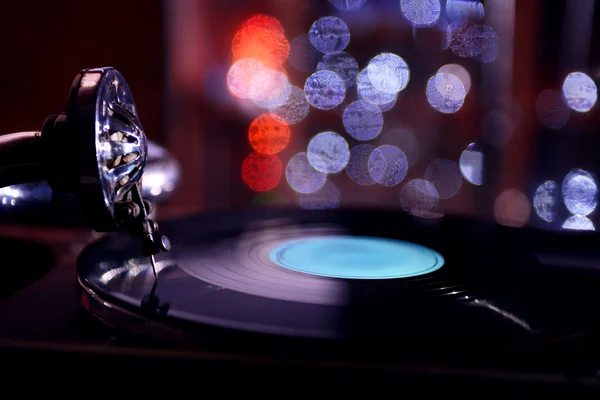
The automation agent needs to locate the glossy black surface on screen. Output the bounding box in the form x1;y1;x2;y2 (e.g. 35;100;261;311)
78;207;600;352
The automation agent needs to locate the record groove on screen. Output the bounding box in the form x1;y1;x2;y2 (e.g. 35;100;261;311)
77;208;600;344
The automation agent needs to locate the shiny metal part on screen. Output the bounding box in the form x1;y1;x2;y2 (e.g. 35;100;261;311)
42;67;148;232
0;139;181;224
0;67;171;278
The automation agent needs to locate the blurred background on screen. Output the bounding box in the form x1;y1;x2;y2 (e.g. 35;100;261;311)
0;0;598;232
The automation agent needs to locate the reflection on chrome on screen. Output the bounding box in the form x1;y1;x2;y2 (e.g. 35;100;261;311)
98;258;173;290
0;186;22;207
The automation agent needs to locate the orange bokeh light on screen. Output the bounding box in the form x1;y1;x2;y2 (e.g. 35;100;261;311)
248;114;291;155
232;14;290;68
241;152;283;192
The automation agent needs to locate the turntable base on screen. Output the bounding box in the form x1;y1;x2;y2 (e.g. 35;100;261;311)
0;211;600;393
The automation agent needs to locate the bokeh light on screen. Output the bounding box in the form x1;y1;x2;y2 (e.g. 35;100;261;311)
367;53;410;94
309;16;351;54
317;52;359;88
399;179;440;216
286;152;327;194
400;0;441;27
307;131;350;173
426;72;466;114
424;158;463;199
232;14;290;68
248;114;291;155
494;189;531;228
368;145;408;187
242;152;283;192
445;19;469;52
459;142;484;185
357;69;398;107
464;24;498;63
437;63;471;94
562;215;595;232
380;128;419;167
298;180;341;209
304;70;346;110
535;90;570;130
226;4;600;231
329;0;366;11
250;68;291;109
227;58;266;99
270;86;310;125
562;72;597;113
482;110;514;148
533;180;559;223
377;96;399;112
449;23;498;63
288;34;321;73
343;100;384;141
346;144;376;185
562;169;598;216
445;0;485;23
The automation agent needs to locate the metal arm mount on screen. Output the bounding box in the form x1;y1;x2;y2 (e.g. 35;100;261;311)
0;67;170;277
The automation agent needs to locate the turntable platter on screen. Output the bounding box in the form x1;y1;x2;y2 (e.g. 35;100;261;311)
76;208;600;351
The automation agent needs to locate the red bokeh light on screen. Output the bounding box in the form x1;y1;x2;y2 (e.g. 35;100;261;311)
232;14;290;68
248;113;291;155
241;152;283;192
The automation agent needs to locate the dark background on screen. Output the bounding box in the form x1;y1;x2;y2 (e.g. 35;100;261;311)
0;0;597;223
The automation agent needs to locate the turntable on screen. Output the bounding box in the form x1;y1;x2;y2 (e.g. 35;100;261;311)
2;1;600;394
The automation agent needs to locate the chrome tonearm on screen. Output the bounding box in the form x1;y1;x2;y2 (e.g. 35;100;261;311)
0;67;170;278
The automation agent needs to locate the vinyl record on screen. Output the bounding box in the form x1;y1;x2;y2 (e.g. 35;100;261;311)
77;207;600;350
